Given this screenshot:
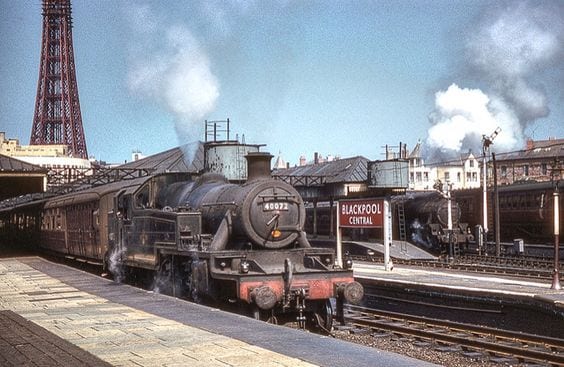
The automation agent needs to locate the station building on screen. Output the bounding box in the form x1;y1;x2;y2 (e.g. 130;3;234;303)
0;155;48;201
493;138;563;185
0;132;92;188
395;141;481;191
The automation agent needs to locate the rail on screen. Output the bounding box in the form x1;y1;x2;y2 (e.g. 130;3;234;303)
344;304;564;366
350;254;562;280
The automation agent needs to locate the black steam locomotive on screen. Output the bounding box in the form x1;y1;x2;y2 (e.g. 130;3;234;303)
305;191;473;256
0;152;363;330
392;191;473;254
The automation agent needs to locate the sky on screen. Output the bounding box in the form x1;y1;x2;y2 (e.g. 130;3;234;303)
1;0;563;166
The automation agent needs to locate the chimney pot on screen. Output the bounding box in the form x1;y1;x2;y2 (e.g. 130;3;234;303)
246;152;273;181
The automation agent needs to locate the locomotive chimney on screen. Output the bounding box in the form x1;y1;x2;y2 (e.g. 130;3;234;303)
246;152;273;181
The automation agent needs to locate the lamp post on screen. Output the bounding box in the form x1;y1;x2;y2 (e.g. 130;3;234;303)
446;182;453;263
552;182;561;290
481;127;501;255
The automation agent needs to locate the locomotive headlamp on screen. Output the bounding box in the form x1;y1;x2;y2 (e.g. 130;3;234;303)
240;260;250;273
271;229;282;238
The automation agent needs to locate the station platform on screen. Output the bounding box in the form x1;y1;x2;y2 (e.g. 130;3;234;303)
308;238;437;261
345;240;437;260
0;257;435;367
353;262;564;336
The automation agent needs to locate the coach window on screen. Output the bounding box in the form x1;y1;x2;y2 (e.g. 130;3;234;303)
93;210;99;228
519;195;525;209
500;196;506;209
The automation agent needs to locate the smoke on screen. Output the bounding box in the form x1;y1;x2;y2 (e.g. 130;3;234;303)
426;1;564;160
125;4;220;163
107;244;127;283
410;219;433;250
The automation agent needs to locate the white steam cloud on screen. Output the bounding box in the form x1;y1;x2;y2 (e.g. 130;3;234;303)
426;1;564;160
126;5;220;160
427;84;520;157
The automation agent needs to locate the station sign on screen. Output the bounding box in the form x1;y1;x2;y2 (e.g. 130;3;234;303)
338;199;383;228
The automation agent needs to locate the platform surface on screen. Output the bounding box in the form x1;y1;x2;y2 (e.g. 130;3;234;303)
353;262;564;309
346;240;438;260
0;257;435;367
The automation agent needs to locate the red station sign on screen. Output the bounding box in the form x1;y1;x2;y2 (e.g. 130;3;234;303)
338;199;384;228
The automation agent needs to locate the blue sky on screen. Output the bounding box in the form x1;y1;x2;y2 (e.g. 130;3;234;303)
1;0;563;165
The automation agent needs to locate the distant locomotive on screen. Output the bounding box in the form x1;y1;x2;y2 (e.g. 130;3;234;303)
0;152;363;330
305;191;472;255
454;179;563;247
392;191;472;254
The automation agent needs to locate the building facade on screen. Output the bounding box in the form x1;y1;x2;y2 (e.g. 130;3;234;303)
494;138;563;185
407;142;480;191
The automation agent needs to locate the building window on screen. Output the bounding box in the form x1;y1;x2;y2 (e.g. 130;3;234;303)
416;172;422;182
501;166;507;177
423;172;429;182
472;172;477;182
444;172;450;181
457;172;461;182
541;163;547;175
524;165;529;176
469;160;474;168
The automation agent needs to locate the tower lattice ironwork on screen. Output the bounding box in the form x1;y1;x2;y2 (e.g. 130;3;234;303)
30;0;88;159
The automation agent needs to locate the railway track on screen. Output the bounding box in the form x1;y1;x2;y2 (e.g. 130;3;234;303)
344;304;564;366
351;254;562;280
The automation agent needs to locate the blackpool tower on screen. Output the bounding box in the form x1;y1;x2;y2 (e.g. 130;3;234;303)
30;0;88;159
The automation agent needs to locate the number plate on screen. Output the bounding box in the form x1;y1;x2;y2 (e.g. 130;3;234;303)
263;202;289;211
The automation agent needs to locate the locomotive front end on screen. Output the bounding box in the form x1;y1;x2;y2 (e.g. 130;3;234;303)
225;153;363;328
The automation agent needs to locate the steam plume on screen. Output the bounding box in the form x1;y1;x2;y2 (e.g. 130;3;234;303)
126;5;219;163
426;1;564;160
426;84;520;161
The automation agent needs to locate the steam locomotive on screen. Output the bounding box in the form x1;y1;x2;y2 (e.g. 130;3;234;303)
0;152;363;330
392;191;472;254
305;191;473;255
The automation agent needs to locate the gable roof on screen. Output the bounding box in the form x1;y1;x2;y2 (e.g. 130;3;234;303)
496;139;564;162
272;156;368;184
0;154;48;173
116;143;204;173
